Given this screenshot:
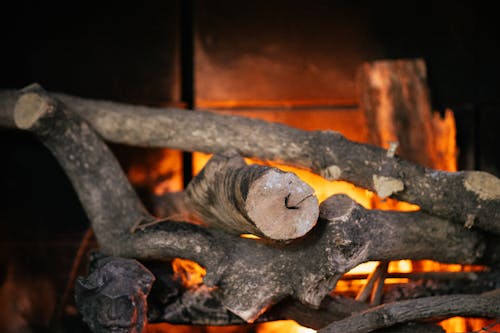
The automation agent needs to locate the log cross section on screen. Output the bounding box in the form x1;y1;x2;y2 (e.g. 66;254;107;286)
185;150;319;240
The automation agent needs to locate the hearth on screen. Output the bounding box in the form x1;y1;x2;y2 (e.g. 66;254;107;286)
0;1;499;333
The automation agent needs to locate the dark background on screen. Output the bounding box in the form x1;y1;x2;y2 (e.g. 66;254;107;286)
1;0;499;170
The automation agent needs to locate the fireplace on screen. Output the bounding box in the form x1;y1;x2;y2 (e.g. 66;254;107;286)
1;1;500;333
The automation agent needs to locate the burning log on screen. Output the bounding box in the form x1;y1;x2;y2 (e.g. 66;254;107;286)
6;83;492;321
74;254;155;333
182;149;318;240
2;84;500;330
1;84;499;234
75;253;447;333
75;253;368;328
134;149;319;241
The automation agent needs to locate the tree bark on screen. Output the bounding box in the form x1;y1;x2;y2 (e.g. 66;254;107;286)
5;84;495;323
184;150;318;240
0;86;499;234
81;254;445;333
320;292;500;333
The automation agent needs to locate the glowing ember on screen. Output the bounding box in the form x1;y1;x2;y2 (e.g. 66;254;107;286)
256;320;316;333
127;148;183;195
171;258;206;289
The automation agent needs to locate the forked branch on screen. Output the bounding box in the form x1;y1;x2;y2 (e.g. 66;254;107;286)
3;85;496;327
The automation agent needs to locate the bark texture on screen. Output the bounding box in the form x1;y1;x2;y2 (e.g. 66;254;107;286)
8;85;489;323
56;92;500;235
320;293;500;333
1;86;499;234
4;84;500;331
185;150;318;240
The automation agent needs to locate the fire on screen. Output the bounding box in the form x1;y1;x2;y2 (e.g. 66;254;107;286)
131;105;480;332
193;152;419;211
256;320;316;333
126;148;184;196
430;109;458;172
171;258;207;289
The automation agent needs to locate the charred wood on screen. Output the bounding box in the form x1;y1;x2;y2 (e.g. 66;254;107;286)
76;254;445;333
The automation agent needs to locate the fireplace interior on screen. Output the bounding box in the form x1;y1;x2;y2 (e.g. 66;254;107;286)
1;1;499;332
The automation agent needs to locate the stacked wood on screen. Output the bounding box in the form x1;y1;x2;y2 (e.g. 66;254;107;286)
1;83;498;234
0;63;500;332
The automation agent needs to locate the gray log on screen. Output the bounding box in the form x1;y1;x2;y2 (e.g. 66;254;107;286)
1;86;499;234
320;292;500;333
184;150;318;240
8;85;491;323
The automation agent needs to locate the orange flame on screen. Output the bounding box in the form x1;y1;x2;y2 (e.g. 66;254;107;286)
134;105;476;332
127;148;184;195
171;258;206;289
256;320;316;333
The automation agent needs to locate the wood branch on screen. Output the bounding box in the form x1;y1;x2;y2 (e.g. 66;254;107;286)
1;85;499;234
184;149;318;240
370;262;388;306
382;270;500;304
358;58;456;171
149;275;369;328
7;84;491;322
376;323;445;333
319;292;500;333
356;261;388;302
80;254;443;333
149;191;198;223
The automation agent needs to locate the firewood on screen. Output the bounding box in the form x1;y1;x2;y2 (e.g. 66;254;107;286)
1;85;499;234
357;58;456;171
5;84;496;324
184;150;318;240
1;87;500;236
319;292;500;333
79;254;444;333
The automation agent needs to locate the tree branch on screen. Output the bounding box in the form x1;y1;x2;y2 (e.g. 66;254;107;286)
5;84;493;323
319;292;500;333
183;149;318;240
1;86;499;234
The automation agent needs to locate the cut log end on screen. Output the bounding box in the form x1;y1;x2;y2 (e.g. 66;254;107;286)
245;169;319;240
319;194;358;221
14;92;53;129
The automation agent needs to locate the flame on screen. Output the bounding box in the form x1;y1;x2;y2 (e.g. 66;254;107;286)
134;105;475;332
256;320;316;333
127;148;184;195
431;109;457;172
193;152;419;212
171;258;206;289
